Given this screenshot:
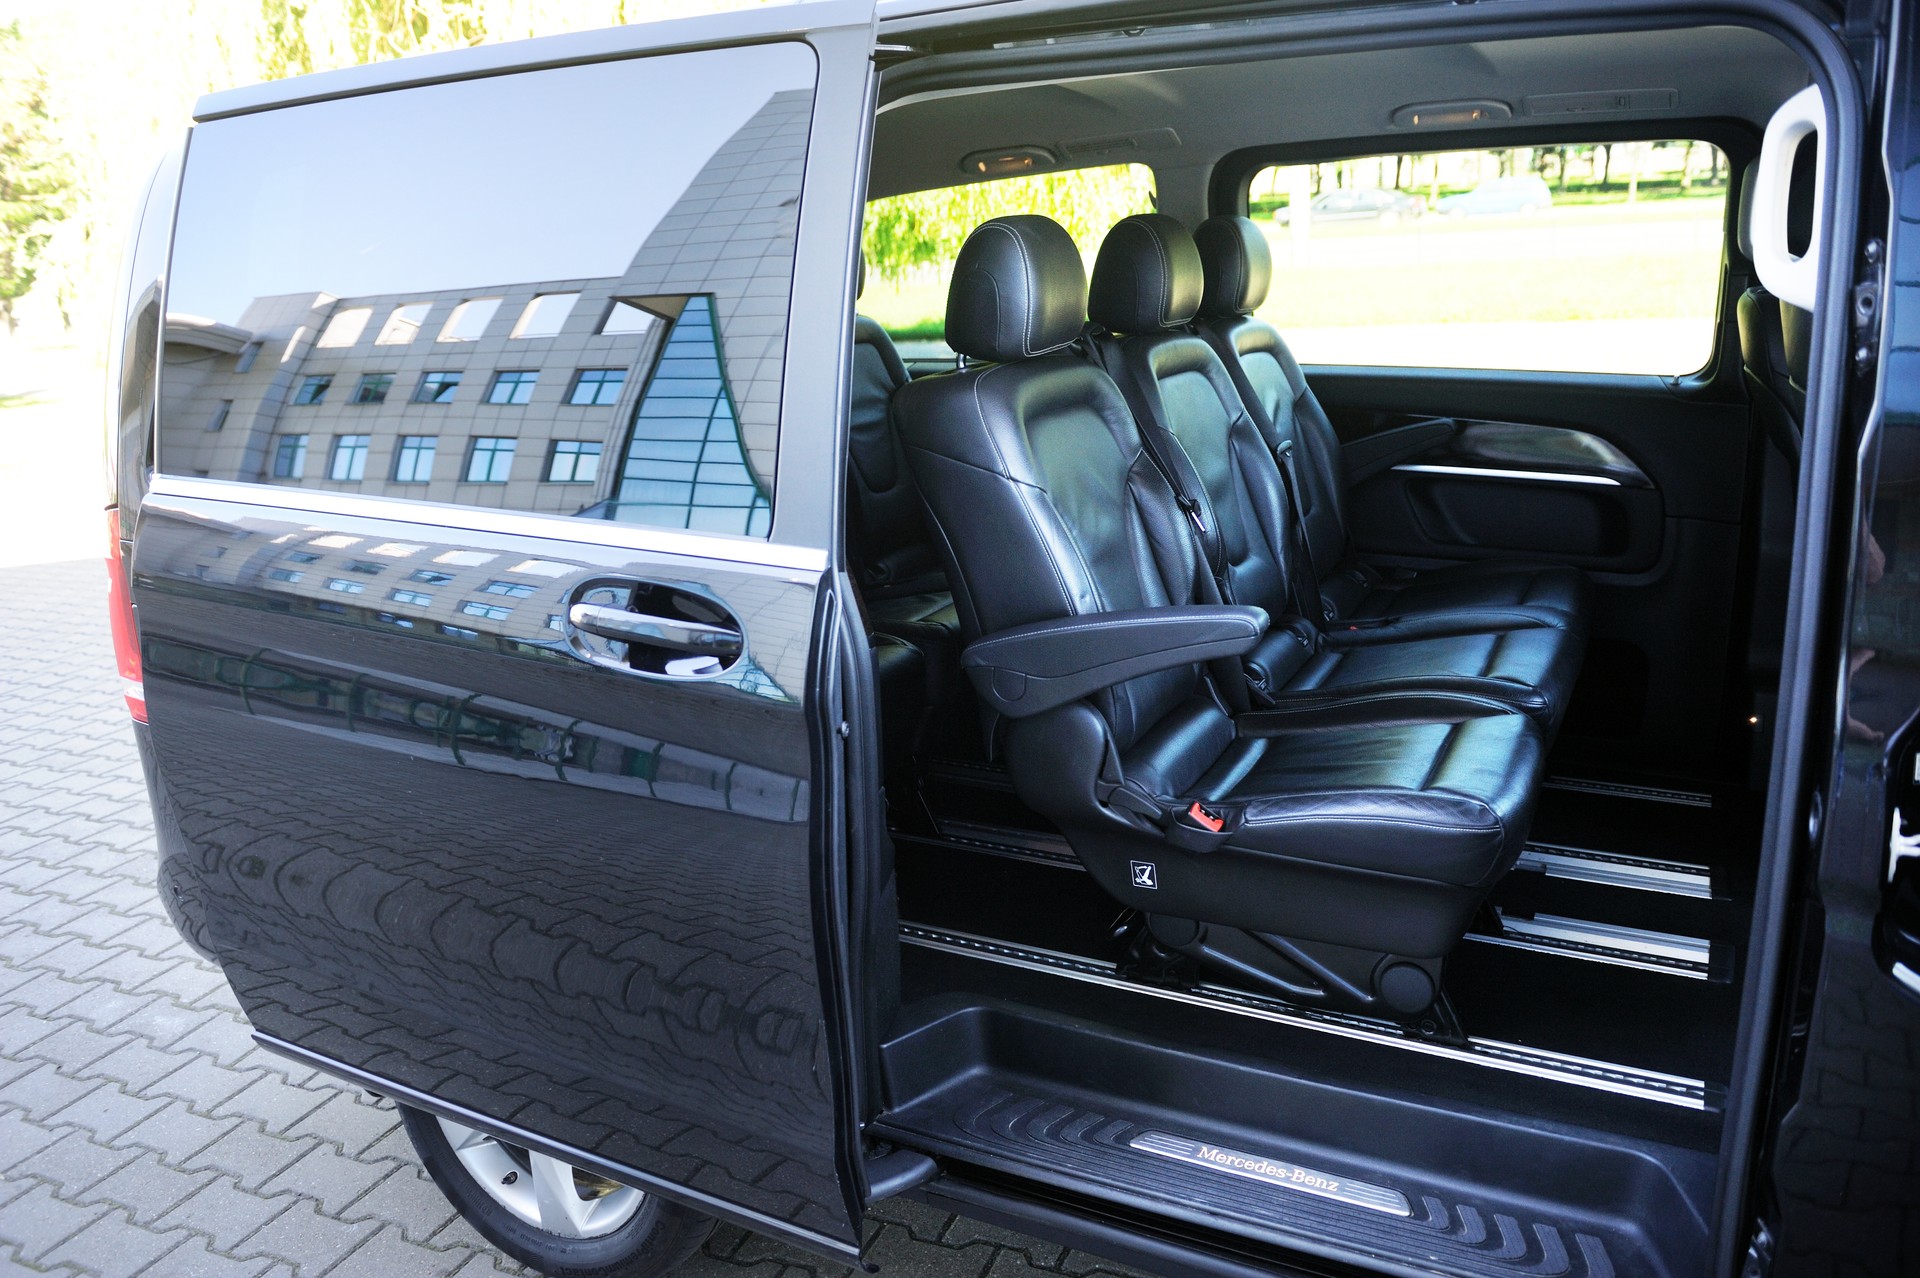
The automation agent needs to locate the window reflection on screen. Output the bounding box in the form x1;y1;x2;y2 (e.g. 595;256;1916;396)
159;54;813;541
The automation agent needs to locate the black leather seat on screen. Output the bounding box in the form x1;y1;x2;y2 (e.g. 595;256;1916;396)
1734;161;1811;462
849;263;963;704
894;214;1546;1027
1090;215;1583;734
1188;216;1588;636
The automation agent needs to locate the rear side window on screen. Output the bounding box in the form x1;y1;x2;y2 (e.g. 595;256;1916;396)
860;164;1157;356
1244;140;1729;375
161;43;816;539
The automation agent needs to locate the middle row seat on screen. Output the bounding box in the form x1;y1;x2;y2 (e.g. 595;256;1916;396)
1086;214;1583;733
891;213;1546;1018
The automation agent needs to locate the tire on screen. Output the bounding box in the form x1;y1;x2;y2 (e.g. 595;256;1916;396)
399;1105;715;1278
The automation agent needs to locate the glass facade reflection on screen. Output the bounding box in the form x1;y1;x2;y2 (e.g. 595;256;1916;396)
159;47;814;543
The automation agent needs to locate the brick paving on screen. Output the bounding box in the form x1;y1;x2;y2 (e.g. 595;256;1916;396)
0;557;1150;1278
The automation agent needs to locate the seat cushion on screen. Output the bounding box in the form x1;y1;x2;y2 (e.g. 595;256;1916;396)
1203;710;1540;889
1324;558;1589;635
1291;623;1582;733
869;591;963;706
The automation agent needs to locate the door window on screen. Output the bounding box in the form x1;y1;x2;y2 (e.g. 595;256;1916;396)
161;42;817;533
1245;140;1730;374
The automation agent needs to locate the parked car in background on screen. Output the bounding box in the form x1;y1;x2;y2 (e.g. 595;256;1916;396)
1433;173;1555;215
1273;185;1425;224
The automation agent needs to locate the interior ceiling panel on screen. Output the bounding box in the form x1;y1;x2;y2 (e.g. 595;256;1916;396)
869;25;1808;199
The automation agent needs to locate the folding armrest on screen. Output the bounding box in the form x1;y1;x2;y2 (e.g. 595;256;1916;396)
961;605;1268;718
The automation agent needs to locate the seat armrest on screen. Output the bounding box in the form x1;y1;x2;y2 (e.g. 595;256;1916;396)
1343;417;1456;483
961;606;1268;718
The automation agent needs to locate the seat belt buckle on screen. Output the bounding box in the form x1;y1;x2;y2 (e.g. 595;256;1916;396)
1186;801;1226;832
1166;800;1239;853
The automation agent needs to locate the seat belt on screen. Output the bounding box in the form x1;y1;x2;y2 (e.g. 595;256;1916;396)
1269;437;1334;625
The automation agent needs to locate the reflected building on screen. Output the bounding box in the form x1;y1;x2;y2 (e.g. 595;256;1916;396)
160;88;809;539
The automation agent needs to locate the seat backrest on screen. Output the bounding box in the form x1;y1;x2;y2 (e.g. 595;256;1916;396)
1191;216;1348;580
1734;159;1811;461
894;215;1208;753
1088;215;1301;622
848;260;945;594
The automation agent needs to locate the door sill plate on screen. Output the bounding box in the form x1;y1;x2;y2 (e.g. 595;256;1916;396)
1129;1131;1412;1216
900;924;1715;1110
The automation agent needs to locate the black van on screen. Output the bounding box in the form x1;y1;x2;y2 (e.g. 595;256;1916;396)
106;1;1920;1275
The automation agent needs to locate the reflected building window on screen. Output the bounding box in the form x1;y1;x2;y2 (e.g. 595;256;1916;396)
293;375;331;406
568;369;626;406
325;578;366;594
409;569;454;584
392;436;436;483
413;372;462;404
268;568;304;583
547;440;601;483
376;302;432;346
285;551;320;564
439;298;502;342
487;371;538;405
459;600;511;621
480;580;536;598
207;400;232;432
607;295;770;537
511;293;579;339
329;435;370;481
353;374;393;405
272;435;309;479
390;588;433;606
599;301;657;336
466;437;516;483
315;307;372;348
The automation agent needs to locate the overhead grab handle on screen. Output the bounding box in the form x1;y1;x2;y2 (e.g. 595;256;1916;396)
1751;84;1826;312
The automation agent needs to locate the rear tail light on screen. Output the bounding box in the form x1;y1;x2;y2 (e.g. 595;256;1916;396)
106;507;146;723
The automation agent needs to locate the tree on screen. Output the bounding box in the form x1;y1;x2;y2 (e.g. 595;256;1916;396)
862;164;1157;283
0;22;74;334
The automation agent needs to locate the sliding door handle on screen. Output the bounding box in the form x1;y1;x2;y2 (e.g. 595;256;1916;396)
567;602;742;656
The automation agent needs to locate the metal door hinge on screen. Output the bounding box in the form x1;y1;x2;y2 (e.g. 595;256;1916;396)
1741;1220;1775;1278
1852;238;1885;378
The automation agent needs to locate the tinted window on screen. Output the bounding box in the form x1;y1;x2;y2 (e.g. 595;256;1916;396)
160;44;816;535
1245;141;1729;374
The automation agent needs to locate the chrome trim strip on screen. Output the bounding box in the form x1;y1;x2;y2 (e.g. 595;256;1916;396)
1471;911;1714;980
1895;964;1920;999
1514;843;1716;899
144;475;828;574
1390;463;1623;487
1543;776;1715;807
1128;1132;1412;1218
1497;912;1711;965
900;925;1712;1110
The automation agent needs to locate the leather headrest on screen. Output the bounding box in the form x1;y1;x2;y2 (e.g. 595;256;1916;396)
1737;159;1759;262
1088;214;1204;334
944;215;1087;363
1194;216;1273;317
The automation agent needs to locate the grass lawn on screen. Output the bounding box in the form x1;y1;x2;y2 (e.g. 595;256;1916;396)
861;198;1727;345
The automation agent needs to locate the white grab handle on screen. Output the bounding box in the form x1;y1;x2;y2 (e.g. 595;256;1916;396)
1751;84;1826;311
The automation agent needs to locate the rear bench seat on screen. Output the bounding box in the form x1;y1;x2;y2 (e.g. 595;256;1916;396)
1188;215;1588;638
1086;214;1585;733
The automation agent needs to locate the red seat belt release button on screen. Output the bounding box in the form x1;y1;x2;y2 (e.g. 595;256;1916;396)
1187;801;1226;833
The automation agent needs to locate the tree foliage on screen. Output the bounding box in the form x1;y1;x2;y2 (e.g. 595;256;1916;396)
0;22;74;334
862;165;1157;283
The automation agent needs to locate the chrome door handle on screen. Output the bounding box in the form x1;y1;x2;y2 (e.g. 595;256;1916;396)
567;603;742;655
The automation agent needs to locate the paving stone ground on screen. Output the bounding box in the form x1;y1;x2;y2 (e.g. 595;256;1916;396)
0;557;1151;1278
